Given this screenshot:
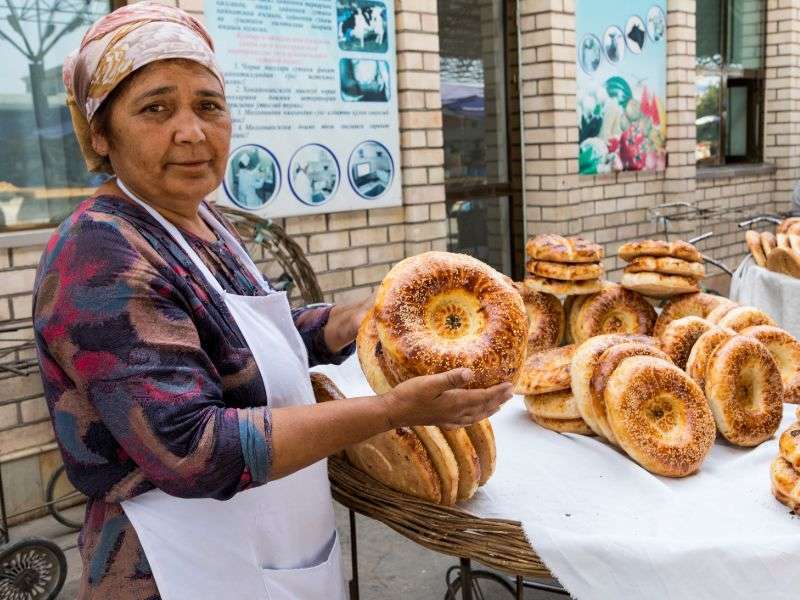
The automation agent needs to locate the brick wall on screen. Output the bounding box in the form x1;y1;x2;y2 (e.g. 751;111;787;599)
517;0;793;290
0;245;51;454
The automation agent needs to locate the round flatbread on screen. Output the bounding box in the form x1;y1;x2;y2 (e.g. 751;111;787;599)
526;259;603;281
624;256;706;278
620;271;699;298
619;240;702;263
465;419;496;486
746;230;767;267
411;426;459;506
767;247;800;278
524;275;603;296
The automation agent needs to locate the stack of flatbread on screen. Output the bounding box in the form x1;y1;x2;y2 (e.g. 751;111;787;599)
747;219;800;279
619;239;705;298
324;319;498;506
525;234;605;296
514;344;594;435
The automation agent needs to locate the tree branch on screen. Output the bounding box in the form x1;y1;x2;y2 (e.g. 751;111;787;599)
5;0;37;58
0;24;33;58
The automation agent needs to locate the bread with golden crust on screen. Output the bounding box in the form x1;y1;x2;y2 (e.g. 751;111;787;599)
566;294;589;343
767;246;800;278
716;306;777;332
619;240;703;263
589;342;671;443
659;316;716;369
771;456;800;512
705;300;740;324
741;325;800;404
571;334;656;437
777;217;800;234
605;356;716;477
357;310;395;394
374;252;528;389
526;234;604;264
465;419;497;485
705;336;783;447
685;327;737;391
515;345;576;395
439;427;481;501
345;427;442;503
746;230;767;267
653;293;729;339
411;426;459;506
524;275;603;296
761;231;777;259
569;284;657;344
523;390;581;420
526;410;595;435
514;283;564;353
310;371;345;404
526;259;603;281
624;256;706;278
620;271;700;298
779;422;800;471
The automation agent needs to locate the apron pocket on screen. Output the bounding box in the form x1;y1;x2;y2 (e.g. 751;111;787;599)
261;531;346;600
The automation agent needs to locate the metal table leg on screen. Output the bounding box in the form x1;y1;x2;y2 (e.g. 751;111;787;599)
348;509;360;600
460;558;473;600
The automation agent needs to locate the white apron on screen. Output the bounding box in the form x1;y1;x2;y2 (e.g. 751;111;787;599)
116;180;346;600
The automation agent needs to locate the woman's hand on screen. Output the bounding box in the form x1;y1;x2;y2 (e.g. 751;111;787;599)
271;368;513;480
323;292;375;353
380;369;514;429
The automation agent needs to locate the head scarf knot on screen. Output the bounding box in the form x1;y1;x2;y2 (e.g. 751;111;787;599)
63;1;223;172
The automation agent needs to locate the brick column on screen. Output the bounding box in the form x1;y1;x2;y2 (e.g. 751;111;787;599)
764;0;800;209
396;0;448;257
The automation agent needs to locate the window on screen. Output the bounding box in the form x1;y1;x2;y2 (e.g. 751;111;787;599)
438;0;514;276
696;0;766;165
0;1;114;232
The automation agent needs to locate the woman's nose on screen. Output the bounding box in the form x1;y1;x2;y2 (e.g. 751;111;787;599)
173;109;206;144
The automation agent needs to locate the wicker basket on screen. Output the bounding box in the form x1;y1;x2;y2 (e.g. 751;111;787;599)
328;456;552;579
216;204;324;305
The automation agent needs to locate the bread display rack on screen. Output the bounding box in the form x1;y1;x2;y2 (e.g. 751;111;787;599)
328;456;568;599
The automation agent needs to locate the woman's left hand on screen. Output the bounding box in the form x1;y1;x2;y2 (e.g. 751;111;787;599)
322;292;375;353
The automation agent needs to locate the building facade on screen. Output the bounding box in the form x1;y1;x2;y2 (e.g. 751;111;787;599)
0;0;793;520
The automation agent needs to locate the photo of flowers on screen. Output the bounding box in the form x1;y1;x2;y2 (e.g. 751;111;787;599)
576;1;667;175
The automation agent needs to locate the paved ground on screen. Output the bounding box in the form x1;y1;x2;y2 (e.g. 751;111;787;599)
9;503;566;599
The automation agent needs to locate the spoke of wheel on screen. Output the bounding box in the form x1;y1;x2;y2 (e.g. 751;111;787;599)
473;579;486;600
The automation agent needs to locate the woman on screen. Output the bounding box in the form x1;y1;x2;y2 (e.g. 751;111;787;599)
33;4;513;599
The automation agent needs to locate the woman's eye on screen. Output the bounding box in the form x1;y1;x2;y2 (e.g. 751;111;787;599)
143;104;166;113
200;101;224;112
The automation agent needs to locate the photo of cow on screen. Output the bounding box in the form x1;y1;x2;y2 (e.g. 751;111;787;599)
337;1;389;53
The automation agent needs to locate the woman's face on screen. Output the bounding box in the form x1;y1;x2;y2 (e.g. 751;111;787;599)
93;60;231;206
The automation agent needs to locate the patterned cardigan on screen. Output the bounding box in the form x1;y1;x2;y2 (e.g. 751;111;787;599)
32;194;353;600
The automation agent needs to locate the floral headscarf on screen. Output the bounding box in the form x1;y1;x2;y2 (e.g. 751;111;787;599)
63;1;224;172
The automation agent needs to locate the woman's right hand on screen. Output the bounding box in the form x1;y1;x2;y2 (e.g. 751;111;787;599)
380;369;514;430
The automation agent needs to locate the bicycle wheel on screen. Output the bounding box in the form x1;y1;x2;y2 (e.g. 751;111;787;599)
444;566;516;600
45;465;83;531
0;537;67;600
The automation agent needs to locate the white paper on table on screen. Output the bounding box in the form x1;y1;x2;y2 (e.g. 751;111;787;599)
314;355;800;600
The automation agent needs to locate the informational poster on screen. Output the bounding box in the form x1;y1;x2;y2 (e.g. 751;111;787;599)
576;1;667;175
206;0;401;217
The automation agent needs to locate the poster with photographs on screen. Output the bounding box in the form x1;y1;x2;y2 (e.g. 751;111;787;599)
205;0;401;217
576;1;667;175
